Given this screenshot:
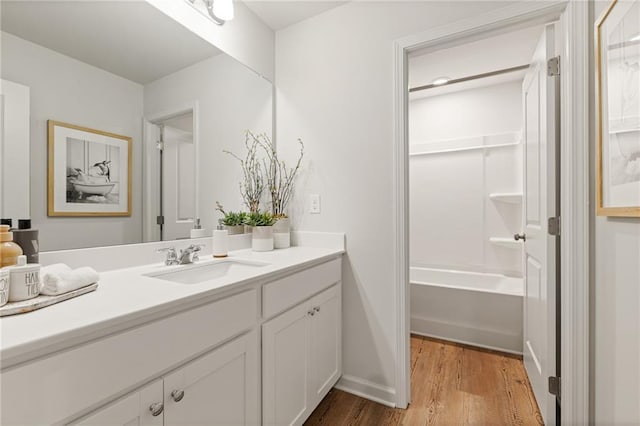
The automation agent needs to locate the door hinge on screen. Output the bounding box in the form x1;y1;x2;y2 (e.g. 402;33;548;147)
156;140;164;151
548;376;561;398
548;216;560;236
547;56;560;77
156;215;165;226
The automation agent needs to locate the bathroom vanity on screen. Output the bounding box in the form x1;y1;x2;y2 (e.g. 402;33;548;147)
0;245;343;425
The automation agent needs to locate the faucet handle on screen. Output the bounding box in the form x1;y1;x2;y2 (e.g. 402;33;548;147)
157;247;178;265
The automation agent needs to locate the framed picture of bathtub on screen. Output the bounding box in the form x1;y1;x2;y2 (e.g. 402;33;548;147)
596;0;640;217
47;120;132;217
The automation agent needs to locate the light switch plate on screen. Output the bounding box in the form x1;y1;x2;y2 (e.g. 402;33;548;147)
309;194;321;214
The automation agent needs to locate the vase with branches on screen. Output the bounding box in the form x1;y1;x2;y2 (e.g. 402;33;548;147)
247;131;304;249
249;132;304;218
223;132;265;213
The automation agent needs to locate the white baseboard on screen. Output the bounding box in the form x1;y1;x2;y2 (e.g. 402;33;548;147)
334;375;396;408
411;315;522;355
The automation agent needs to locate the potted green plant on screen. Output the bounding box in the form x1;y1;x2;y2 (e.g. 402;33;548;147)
215;202;246;235
250;131;304;249
245;211;276;251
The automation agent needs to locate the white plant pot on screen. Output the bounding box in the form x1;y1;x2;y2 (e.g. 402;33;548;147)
273;217;291;249
224;225;245;235
252;226;274;252
245;225;253;234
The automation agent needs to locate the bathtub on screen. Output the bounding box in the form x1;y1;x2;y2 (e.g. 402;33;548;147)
410;267;523;354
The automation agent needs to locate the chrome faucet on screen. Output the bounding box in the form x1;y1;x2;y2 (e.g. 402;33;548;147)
158;244;205;265
178;244;204;264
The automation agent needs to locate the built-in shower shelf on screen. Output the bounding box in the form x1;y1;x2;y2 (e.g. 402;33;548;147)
489;192;523;203
489;237;521;248
409;132;521;156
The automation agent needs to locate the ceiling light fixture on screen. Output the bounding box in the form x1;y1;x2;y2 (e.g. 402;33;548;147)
431;77;450;86
187;0;234;26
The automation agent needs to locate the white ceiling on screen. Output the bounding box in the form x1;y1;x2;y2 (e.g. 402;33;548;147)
1;1;222;84
243;1;348;31
409;25;544;100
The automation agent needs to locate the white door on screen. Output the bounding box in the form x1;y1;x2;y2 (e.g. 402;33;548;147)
262;302;312;426
521;23;559;425
162;125;195;241
309;285;342;406
0;79;30;221
163;331;259;426
72;379;163;426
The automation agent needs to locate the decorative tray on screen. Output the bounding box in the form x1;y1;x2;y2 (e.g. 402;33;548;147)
0;283;99;317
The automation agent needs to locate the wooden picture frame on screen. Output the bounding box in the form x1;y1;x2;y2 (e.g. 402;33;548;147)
47;120;132;217
596;0;640;217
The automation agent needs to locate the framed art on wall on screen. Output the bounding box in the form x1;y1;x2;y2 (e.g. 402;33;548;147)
596;0;640;217
48;120;132;217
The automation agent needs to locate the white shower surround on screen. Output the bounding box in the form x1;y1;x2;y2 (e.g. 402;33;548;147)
410;266;523;354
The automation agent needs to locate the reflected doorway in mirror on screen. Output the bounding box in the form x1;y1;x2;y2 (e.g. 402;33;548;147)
48;121;132;217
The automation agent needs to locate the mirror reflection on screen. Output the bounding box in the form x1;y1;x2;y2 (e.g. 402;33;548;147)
0;0;273;251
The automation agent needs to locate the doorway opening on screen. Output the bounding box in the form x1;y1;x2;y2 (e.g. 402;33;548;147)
394;3;590;424
405;22;560;425
144;107;198;242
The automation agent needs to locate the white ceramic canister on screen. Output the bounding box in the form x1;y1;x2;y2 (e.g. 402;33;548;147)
273;217;291;249
252;226;274;252
0;268;10;306
7;255;42;302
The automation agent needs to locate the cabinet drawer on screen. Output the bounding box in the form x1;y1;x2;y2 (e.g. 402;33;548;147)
262;258;341;319
1;289;257;425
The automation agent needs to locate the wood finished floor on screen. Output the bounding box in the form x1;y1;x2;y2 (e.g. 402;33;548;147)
305;335;544;426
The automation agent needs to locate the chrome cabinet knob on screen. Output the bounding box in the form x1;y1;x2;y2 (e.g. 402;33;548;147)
314;307;320;313
308;310;315;316
149;402;164;416
514;233;526;241
171;389;185;402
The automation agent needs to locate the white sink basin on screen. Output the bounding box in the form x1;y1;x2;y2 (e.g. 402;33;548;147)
145;259;269;285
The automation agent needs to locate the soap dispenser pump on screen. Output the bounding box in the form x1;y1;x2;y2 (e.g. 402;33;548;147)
190;218;207;238
212;225;228;258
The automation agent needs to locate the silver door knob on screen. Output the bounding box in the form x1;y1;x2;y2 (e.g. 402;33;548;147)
149;402;164;416
514;233;526;241
171;389;185;402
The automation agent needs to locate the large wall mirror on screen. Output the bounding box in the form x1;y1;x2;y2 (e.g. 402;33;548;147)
0;0;273;251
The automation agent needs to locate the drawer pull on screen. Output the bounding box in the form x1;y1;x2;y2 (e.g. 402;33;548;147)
171;389;185;402
149;402;164;416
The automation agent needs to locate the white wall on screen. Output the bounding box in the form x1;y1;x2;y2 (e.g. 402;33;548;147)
410;81;523;142
146;0;275;82
592;2;640;424
144;53;272;233
0;32;144;251
409;81;523;276
275;0;521;403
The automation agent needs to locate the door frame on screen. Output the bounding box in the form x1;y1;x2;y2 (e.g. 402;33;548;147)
392;1;589;424
143;101;200;242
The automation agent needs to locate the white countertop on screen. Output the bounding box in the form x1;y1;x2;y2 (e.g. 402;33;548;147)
0;246;343;368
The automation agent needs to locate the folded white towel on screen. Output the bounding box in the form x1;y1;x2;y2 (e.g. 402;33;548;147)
41;264;100;296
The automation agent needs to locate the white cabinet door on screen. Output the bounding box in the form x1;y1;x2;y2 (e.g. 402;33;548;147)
72;380;163;426
163;331;259;426
262;301;312;426
309;285;342;406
